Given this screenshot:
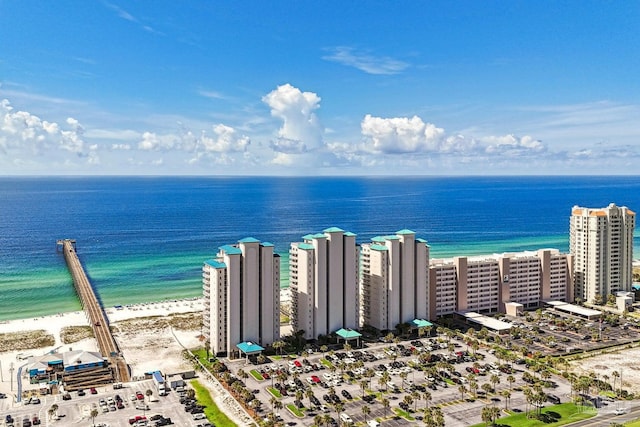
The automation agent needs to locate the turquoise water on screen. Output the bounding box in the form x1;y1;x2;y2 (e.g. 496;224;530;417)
1;176;639;321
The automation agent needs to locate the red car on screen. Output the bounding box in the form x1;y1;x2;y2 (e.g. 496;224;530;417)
136;392;144;400
129;416;146;424
310;375;321;383
294;360;302;367
90;387;97;395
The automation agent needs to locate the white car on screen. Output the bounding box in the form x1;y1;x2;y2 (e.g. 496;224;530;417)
615;408;626;415
193;413;206;420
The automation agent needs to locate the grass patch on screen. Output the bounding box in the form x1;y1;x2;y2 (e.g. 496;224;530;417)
60;325;93;344
0;330;55;350
393;408;415;421
320;359;333;368
249;369;264;381
267;387;282;398
286;404;304;418
280;314;290;324
190;379;236;427
468;403;595;427
625;420;640;427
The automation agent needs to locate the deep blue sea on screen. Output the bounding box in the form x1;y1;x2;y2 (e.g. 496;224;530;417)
1;176;639;321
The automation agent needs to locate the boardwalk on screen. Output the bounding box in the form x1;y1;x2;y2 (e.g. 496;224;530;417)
58;239;130;383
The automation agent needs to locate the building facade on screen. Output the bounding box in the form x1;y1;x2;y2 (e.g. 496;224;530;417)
360;230;430;330
430;249;573;317
203;237;280;357
289;227;358;340
570;203;635;304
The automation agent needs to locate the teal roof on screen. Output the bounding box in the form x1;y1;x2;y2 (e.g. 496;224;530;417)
298;243;315;250
370;244;388;251
313;233;327;239
219;245;242;255
238;237;260;244
383;235;400;240
236;341;264;354
396;229;415;235
412;319;434;328
262;242;274;247
371;236;386;243
302;234;316;240
344;231;356;237
336;328;362;339
205;259;226;269
324;226;345;233
416;238;428;244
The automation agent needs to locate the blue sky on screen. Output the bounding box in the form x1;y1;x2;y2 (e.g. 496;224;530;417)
1;1;639;175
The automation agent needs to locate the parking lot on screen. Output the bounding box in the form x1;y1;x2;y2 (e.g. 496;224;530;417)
1;378;212;427
230;333;575;427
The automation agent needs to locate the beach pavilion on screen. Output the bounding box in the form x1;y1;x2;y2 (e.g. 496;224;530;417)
236;341;264;364
335;328;362;348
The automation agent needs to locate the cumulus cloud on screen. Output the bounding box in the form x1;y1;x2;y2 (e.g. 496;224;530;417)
323;47;409;75
358;114;544;159
262;84;324;154
482;134;545;156
361;115;446;154
0;98;88;157
199;124;250;153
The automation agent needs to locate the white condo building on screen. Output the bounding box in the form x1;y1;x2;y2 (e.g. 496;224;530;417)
429;249;572;317
289;227;358;340
203;237;280;357
570;203;635;304
360;230;430;331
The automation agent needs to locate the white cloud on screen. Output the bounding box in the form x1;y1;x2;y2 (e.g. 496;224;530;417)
483;134;545;156
138;131;177;151
360;115;446;154
199;124;250;153
322;47;409;75
0;98;87;157
262;83;324;154
270;152;294;166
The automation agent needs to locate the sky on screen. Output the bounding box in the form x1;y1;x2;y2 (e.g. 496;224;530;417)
1;1;639;176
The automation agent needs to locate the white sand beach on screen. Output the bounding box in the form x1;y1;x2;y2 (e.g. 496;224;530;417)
0;298;205;398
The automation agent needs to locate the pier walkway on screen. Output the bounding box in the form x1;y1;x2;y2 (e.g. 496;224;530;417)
57;239;130;384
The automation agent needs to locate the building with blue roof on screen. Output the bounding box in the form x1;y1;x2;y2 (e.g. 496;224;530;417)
289;227;359;340
203;237;280;358
360;230;431;331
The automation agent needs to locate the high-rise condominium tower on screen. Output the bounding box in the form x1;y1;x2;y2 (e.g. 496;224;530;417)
360;230;430;331
289;227;358;340
570;203;635;304
203;237;280;357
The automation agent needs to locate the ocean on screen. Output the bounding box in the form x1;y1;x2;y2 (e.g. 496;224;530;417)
1;176;639;321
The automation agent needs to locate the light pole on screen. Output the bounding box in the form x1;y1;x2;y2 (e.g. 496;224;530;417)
9;362;14;391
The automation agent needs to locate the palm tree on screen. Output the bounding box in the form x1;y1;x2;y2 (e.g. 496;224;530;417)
273;340;285;356
381;397;390;417
90;408;99;427
411;390;420;412
322;414;333;427
612;370;620;395
422;391;432;409
48;404;59;420
274;400;284;416
481;406;493;427
333;401;344;420
306;388;315;408
501;389;511;411
506;374;515;390
314;414;324;427
145;389;153;401
490;374;500;392
458;385;467;401
361;405;371;423
270;396;278;413
360;379;368;397
403;395;414;412
320;345;328;358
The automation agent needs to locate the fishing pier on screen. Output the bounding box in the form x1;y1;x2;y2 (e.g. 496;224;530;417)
57;239;130;384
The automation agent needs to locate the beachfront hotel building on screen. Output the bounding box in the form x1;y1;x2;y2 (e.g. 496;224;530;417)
570;203;635;304
289;227;359;340
429;249;573;316
360;230;430;330
203;237;280;357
